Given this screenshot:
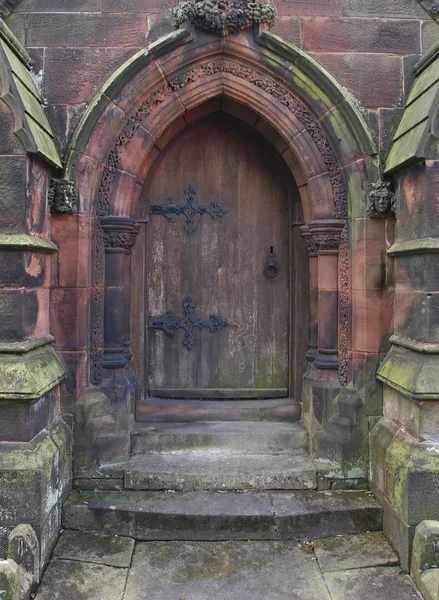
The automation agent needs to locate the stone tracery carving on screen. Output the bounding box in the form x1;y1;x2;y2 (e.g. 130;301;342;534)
170;0;276;36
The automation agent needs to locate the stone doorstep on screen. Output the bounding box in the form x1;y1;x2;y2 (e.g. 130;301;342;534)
123;450;318;491
62;489;383;542
130;420;309;455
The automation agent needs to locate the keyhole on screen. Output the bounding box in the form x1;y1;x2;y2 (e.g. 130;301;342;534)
270;246;274;255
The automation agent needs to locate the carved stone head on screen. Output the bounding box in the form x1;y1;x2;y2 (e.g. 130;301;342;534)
368;180;395;219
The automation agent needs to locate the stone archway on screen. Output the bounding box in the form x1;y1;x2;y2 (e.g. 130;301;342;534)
58;24;385;479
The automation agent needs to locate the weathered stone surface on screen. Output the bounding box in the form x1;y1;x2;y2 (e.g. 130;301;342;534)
273;491;383;539
0;559;21;600
342;0;427;17
310;52;403;108
43;48;140;104
303;18;420;54
314;532;399;572
53;531;134;567
27;13;147;47
0;156;26;233
124;451;317;491
62;490;277;540
63;489;383;541
34;559;128;600
15;0;100;10
131;421;308;455
324;566;422;600
8;524;40;588
124;541;332;600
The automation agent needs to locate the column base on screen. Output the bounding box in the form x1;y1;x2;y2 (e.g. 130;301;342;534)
103;349;128;369
314;352;339;369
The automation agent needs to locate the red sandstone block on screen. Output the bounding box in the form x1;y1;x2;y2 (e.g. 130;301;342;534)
276;0;340;17
352;288;393;353
43;48;140;104
52;214;93;288
102;0;177;13
342;0;426;18
53;287;90;350
303;18;420;55
310;53;403;108
351;218;386;291
28;13;147;48
15;0;100;11
271;17;302;46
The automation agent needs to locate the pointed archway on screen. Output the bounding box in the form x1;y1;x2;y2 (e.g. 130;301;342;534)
58;24;385;478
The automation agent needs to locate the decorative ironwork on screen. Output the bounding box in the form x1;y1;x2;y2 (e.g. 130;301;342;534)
264;247;280;278
149;185;228;236
149;297;228;349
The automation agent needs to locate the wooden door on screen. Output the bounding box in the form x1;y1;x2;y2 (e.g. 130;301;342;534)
146;117;290;399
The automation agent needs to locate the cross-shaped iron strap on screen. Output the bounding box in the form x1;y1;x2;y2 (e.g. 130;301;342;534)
149;185;228;236
149;297;228;350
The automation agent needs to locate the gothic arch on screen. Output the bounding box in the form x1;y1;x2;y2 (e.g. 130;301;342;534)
57;26;387;472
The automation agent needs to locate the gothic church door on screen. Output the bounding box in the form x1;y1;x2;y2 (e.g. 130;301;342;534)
146;117;291;400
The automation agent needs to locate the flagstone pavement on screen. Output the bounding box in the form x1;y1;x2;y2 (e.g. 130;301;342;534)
35;530;422;599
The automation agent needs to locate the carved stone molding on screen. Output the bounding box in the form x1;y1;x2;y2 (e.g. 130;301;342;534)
170;0;276;36
367;180;395;219
338;224;350;386
100;216;140;251
49;178;79;214
301;221;345;254
96;59;347;220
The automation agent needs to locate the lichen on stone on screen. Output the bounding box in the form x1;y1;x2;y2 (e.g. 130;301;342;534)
170;0;276;36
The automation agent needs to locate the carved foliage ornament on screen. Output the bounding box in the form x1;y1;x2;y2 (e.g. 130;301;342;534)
367;180;395;219
49;178;79;214
304;234;341;255
170;0;276;36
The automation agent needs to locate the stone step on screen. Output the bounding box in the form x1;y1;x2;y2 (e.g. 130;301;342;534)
62;489;383;541
136;398;302;422
131;421;308;455
124;450;317;491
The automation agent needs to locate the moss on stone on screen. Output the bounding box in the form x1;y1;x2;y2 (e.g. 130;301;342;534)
0;344;66;401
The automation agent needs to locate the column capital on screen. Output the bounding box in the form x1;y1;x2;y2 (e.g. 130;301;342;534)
100;216;140;251
300;220;345;255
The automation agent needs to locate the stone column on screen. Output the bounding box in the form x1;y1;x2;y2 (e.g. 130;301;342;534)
305;221;344;370
300;225;318;362
100;216;139;369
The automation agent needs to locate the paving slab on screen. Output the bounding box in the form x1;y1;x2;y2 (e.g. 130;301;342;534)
124;540;332;600
314;532;399;572
324;566;422;600
35;559;128;600
53;530;135;567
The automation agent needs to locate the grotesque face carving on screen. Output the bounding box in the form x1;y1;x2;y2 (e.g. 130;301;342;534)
368;181;395;219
